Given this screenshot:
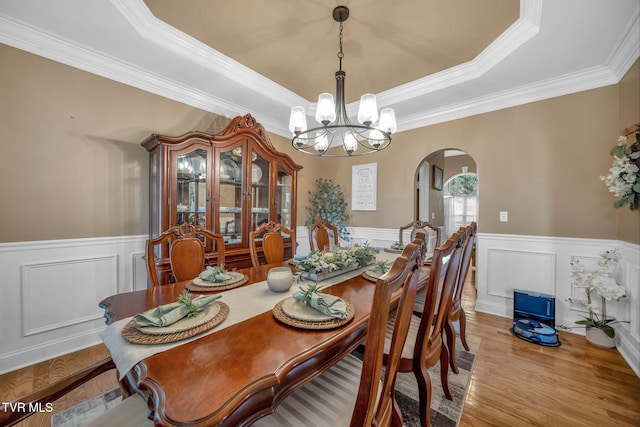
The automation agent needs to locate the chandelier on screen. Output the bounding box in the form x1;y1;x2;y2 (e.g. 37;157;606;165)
288;6;397;157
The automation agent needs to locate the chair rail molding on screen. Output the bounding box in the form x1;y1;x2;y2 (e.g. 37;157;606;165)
0;235;147;374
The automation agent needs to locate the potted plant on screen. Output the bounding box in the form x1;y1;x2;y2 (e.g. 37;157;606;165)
567;249;628;348
306;178;350;243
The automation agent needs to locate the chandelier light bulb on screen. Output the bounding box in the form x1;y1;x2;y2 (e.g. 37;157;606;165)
357;93;378;126
289;106;307;137
378;108;397;134
368;129;384;148
344;132;358;154
315;93;336;125
315;131;329;153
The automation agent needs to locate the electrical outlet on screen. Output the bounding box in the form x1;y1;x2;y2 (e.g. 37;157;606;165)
499;211;508;222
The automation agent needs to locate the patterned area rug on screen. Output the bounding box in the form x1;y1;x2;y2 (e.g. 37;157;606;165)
52;338;478;427
394;338;478;427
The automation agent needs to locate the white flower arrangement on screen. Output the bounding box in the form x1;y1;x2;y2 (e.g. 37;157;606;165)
297;243;378;274
567;248;628;338
600;132;640;210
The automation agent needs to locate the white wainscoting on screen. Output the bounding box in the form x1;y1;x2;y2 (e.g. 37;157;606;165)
475;233;639;376
2;230;637;377
0;235;147;374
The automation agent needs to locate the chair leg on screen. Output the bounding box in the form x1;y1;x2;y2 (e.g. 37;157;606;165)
459;309;470;351
391;397;403;427
439;345;453;401
445;319;459;374
414;364;433;427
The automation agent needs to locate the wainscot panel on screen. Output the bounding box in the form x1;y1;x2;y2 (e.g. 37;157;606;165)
0;235;147;374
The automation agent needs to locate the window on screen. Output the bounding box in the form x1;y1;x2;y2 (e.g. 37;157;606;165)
444;174;477;238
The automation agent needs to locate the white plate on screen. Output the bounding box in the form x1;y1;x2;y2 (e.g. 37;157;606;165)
281;297;333;322
220;158;239;181
252;163;262;183
136;303;220;335
192;271;245;288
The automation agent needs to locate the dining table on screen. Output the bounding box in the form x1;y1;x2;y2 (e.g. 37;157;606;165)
99;250;429;426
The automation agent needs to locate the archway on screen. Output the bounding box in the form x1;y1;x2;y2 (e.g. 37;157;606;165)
415;149;478;241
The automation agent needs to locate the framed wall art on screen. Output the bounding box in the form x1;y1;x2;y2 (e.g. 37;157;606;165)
432;165;443;191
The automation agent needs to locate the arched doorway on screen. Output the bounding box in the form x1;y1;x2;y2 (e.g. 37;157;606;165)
415;149;478;241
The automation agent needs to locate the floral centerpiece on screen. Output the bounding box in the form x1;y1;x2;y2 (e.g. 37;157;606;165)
600;130;640;210
297;243;378;280
567;249;628;341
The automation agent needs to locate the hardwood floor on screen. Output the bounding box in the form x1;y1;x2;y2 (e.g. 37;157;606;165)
1;279;639;427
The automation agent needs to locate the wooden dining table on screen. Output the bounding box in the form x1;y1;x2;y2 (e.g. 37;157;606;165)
99;254;428;426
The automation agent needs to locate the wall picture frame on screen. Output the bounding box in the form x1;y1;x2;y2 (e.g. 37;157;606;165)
432;165;443;190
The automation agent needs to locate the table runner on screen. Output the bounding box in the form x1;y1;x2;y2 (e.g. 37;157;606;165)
102;251;399;379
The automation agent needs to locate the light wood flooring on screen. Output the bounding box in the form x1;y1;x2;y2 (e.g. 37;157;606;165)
1;280;639;427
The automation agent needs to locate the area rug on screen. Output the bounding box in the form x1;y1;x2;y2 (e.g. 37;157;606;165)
52;338;478;427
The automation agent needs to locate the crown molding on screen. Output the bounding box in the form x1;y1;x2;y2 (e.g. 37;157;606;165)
0;0;637;141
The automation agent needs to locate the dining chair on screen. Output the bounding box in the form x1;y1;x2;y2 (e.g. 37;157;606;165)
384;230;465;427
399;219;441;253
308;219;339;251
254;240;425;427
445;222;477;373
0;357;152;427
403;220;441;314
249;221;296;267
145;222;225;287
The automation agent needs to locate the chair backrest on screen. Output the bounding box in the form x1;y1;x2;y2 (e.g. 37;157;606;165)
145;223;225;287
414;230;465;359
451;222;477;309
399;220;441;252
308;219;339;252
249;221;296;267
352;238;425;426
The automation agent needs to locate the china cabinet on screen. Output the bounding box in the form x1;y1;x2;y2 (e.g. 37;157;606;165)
142;114;302;275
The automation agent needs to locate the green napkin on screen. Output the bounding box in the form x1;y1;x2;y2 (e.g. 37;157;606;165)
198;265;231;283
292;291;347;320
133;294;221;327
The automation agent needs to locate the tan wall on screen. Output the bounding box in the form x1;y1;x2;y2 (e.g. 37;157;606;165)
0;43;636;243
0;44;230;242
616;60;640;244
310;85;624;239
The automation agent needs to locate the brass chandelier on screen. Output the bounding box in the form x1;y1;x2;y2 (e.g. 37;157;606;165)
288;6;397;157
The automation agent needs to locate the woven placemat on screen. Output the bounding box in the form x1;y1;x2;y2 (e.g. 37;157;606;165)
272;299;354;330
121;302;229;345
384;248;403;254
362;269;387;282
185;273;249;292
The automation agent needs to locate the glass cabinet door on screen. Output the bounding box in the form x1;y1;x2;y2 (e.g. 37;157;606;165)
219;146;243;245
175;148;208;228
251;150;270;231
276;165;293;228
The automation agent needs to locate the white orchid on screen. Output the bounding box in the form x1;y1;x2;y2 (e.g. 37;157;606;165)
567;248;628;338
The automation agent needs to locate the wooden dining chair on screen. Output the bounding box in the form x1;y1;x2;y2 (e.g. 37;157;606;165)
445;222;477;373
399;219;441;253
403;220;441;314
249;221;296;267
254;240;425;427
385;230;465;427
308;219;339;251
0;357;152;427
145;222;225;287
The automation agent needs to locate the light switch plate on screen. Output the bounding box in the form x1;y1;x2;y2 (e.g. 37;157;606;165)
499;211;508;222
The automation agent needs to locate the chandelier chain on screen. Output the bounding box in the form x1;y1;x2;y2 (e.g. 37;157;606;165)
338;21;344;71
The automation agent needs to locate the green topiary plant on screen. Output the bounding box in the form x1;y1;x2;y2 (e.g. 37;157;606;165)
306;178;350;242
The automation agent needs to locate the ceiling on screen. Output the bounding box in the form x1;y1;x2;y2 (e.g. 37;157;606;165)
0;0;638;139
